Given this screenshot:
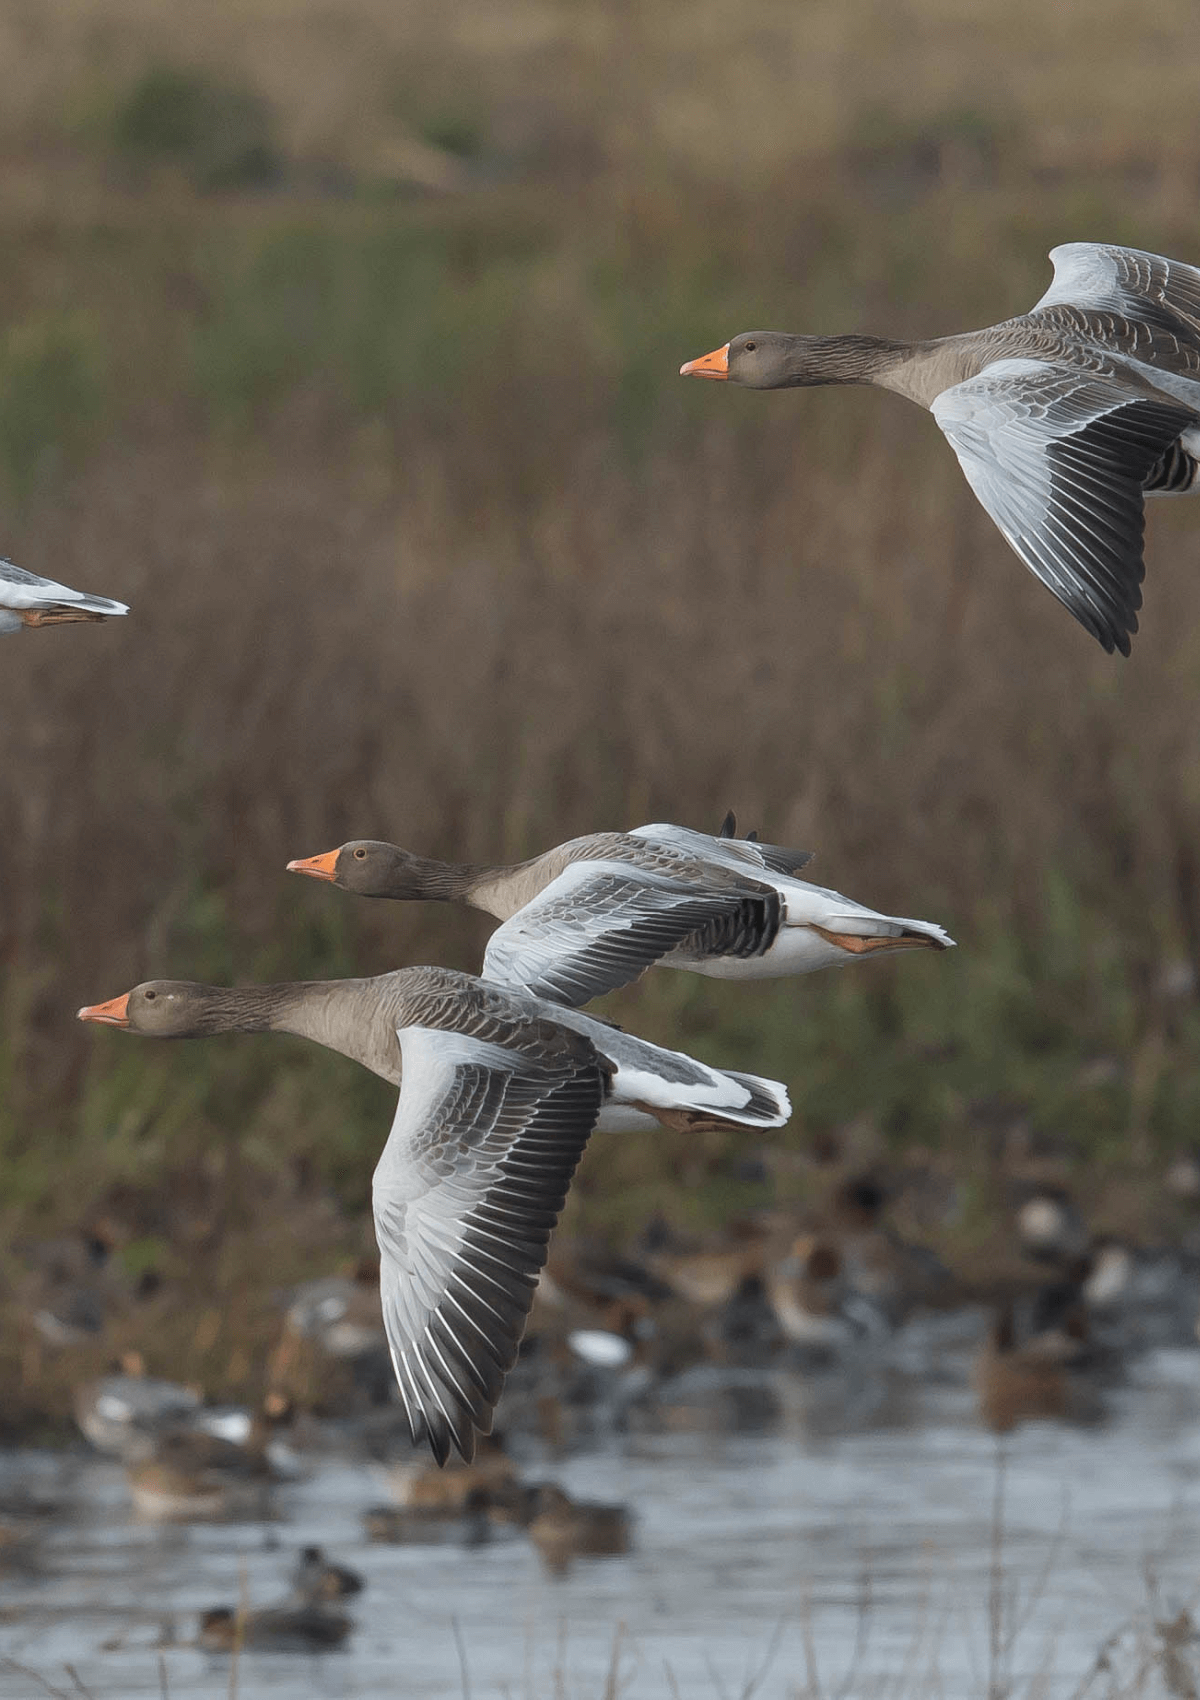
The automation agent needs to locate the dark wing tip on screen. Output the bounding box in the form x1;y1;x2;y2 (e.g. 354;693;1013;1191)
718;810;737;838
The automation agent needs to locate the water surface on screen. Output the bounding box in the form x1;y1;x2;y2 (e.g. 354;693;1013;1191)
1;1349;1197;1699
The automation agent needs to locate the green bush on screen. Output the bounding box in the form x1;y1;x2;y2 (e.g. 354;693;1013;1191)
0;312;106;502
107;64;279;190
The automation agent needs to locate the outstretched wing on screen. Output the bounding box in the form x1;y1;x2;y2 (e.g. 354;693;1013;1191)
374;1023;605;1464
634;822;814;878
932;358;1197;654
1033;244;1200;341
481;858;780;1006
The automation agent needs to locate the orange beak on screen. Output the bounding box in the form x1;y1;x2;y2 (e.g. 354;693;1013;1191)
286;849;340;882
78;993;131;1027
680;343;730;380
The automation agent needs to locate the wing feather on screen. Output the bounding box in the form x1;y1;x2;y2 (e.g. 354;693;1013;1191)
481;858;780;1006
374;1024;605;1464
1034;244;1200;338
932;358;1197;653
635;822;814;877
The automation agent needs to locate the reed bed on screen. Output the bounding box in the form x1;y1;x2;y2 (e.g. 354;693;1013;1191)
1;0;1199;1418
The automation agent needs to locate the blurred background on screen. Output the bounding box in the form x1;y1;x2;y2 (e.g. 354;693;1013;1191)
1;3;1200;1693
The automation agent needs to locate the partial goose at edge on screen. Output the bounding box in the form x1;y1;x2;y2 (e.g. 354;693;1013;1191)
0;556;128;632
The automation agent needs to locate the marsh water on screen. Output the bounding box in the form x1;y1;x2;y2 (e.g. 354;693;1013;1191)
2;1338;1198;1700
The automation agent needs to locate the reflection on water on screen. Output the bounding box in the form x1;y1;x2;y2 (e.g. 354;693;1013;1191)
1;1350;1198;1699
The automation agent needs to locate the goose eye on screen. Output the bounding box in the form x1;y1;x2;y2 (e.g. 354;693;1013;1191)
144;990;156;1001
353;848;367;860
744;340;757;353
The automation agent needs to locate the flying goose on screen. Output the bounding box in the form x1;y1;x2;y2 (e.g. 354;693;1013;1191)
682;243;1200;654
78;968;789;1463
287;822;952;1007
0;556;128;631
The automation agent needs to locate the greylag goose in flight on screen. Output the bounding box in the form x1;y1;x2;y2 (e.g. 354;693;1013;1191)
0;556;128;631
78;968;789;1463
682;243;1200;655
287;822;952;1008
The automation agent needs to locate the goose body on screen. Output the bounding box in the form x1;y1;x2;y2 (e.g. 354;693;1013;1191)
0;556;128;632
288;821;951;1008
682;243;1200;655
79;967;789;1464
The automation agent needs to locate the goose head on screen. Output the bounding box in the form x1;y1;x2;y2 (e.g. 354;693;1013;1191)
681;333;798;388
682;331;904;388
78;981;240;1038
287;839;430;899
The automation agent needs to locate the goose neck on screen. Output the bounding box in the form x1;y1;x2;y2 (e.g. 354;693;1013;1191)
400;856;506;907
781;334;913;387
192;979;400;1082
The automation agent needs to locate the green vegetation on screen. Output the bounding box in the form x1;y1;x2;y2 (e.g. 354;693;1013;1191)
0;314;106;504
105;64;279;190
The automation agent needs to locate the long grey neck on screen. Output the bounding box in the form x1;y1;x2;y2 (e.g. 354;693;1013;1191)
398;855;511;907
778;334;913;387
196;979;402;1084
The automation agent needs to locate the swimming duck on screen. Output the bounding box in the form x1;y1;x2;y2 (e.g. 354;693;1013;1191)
385;1433;517;1512
683;243;1200;654
765;1237;881;1354
0;556;128;631
287;822;952;1008
489;1481;632;1575
74;1370;202;1461
638;1213;771;1308
124;1410;285;1520
79;967;789;1464
971;1303;1098;1433
197;1603;351;1652
290;1545;364;1603
823;1176;952;1322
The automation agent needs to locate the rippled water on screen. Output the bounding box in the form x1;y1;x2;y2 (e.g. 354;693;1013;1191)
2;1346;1198;1700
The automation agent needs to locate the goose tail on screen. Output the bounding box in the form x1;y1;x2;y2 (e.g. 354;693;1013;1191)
62;592;129;618
720;1069;791;1128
